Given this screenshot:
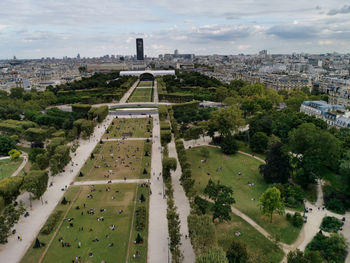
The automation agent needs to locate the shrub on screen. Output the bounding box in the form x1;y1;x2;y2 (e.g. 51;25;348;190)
41;210;63;235
292;212;304;228
135;207;146;231
320;216;344;232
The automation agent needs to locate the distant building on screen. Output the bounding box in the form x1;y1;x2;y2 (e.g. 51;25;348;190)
300;100;350;129
327;86;350;108
136;38;144;60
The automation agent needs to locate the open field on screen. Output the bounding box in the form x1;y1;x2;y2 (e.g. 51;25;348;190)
0;157;23;180
128;88;153;103
103;118;152;139
216;213;284;263
76;140;151;181
21;183;149;263
138;81;153;87
186;146;301;244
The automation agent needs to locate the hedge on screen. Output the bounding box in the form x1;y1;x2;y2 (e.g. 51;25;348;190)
160;121;171;131
41;210;63;235
158;105;168;121
159;93;194;103
160;130;172;146
135;206;147;231
72;104;92;114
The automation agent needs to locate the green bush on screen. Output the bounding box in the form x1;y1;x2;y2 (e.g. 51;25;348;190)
41;210;63;235
320;216;344;232
135;206;146;231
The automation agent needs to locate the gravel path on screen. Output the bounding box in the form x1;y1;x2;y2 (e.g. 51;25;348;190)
168;135;196;263
10;152;28;177
147;114;170;263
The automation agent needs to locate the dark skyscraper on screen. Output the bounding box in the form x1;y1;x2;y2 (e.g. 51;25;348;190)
136;38;144;60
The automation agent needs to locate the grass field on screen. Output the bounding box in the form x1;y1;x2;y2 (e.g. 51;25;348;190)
216;213;284;263
128;88;153;102
138;81;153;87
0;157;23;180
103;118;152;139
22;183;149;263
187;146;301;244
76;140;151;181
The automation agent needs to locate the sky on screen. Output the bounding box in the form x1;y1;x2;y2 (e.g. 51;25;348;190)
0;0;349;58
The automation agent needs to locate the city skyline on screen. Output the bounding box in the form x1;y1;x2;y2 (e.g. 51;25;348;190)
0;0;350;59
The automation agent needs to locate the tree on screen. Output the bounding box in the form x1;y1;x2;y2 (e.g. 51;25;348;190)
259;142;291;183
0;177;23;204
196;248;228;263
0;136;16;156
9;87;24;99
210;105;245;138
220;135;239;155
0;203;25;243
188;214;217;254
22;170;49;204
226;239;249;263
259;187;285;223
288;123;341;187
250;132;268;153
8;149;20;160
287;250;323;263
204;180;235;222
24;128;47;142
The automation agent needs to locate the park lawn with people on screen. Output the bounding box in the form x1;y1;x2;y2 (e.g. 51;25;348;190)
128;88;153;102
103;117;152;139
216;213;284;263
0;157;23;180
22;183;149;263
138;81;153;87
187;146;301;244
76;140;151;181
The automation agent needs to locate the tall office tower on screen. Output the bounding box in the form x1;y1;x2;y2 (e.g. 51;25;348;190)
136;38;144;60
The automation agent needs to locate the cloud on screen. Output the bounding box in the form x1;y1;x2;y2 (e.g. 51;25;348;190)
328;5;350;15
267;25;318;39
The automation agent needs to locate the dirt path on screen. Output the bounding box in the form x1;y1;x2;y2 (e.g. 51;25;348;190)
11;152;28;177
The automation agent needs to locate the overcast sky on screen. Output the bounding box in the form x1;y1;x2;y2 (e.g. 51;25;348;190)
0;0;349;58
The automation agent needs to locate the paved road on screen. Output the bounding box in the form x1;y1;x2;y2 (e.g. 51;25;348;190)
147;114;170;263
168;135;195;263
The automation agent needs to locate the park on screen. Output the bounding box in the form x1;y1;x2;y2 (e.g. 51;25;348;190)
102;117;152;139
21;183;149;263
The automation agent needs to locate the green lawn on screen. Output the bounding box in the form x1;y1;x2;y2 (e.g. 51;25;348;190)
187;146;301;244
237;140;267;160
22;183;149;263
216;213;284;263
0;157;23;180
138;81;153;87
103;118;152;139
76;140;151;181
128;88;153;102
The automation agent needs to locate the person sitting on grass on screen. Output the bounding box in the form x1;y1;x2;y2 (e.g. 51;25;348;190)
109;224;116;230
108;243;114;247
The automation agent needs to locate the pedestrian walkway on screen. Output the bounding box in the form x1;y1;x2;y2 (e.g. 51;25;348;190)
153;79;159;103
102;137;150;142
168;135;195;263
119;79;139;103
147;114;170;263
11;152;28;177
